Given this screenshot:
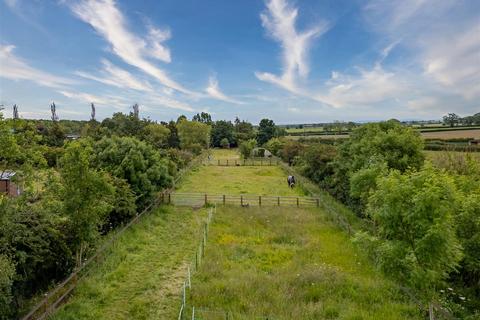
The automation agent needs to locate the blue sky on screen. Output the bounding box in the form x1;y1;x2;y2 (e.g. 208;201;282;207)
0;0;479;123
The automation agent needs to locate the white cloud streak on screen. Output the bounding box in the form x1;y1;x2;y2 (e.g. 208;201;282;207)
364;0;480;100
205;76;243;104
70;0;193;94
0;45;74;88
75;59;153;92
255;0;329;93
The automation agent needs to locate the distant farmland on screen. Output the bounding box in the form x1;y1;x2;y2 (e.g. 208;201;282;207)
421;129;480;139
286;128;480;140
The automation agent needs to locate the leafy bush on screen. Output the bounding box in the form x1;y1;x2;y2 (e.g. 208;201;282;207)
92;136;173;207
366;165;462;295
239;139;256;158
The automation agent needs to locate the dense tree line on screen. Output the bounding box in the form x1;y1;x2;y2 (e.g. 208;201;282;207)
443;112;480;127
266;120;479;317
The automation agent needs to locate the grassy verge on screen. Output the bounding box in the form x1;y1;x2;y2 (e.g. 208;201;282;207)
188;206;421;319
51;206;208;320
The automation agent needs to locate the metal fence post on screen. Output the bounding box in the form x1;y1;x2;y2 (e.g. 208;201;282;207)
195;250;198;270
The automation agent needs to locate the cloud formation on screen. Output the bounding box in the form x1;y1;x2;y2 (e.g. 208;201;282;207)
316;63;407;108
0;44;73;89
70;0;192;94
76;59;153;92
255;0;329;93
205;76;243;104
364;0;480;101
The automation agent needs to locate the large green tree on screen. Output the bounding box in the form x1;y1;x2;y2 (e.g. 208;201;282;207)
234;117;255;144
443;113;460;127
177;119;211;154
330;120;425;209
142;123;170;149
365;165;462;297
257;118;276;145
211;120;234;148
60;141;114;266
92;136;173;206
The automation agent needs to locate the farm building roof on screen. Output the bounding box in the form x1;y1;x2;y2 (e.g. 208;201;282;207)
0;171;16;180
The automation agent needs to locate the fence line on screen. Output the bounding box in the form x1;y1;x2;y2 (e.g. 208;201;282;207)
177;206;216;320
162;192;324;209
204;158;279;166
21;153;208;320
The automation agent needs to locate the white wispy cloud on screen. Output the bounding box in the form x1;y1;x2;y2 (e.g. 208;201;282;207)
70;0;192;94
205;76;243;104
0;44;74;88
58;90;112;105
144;94;195;112
316;63;408;108
75;59;153;92
364;0;480;100
255;0;329;93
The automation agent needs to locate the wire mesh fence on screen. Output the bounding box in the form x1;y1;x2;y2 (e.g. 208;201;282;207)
177;206;216;320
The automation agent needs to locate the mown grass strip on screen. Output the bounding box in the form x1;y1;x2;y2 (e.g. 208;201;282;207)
51;206;208;320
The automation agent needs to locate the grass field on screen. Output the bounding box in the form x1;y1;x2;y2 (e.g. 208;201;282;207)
425;150;480;172
421;129;480;139
178;150;421;319
208;148;240;159
51;206;208;320
50;149;422;319
188;206;421;319
177;166;305;196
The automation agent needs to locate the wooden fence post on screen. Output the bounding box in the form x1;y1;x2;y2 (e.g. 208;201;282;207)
223;194;226;206
218;159;220;166
259;196;262;206
204;194;208;206
277;196;280;206
227;159;229;166
240;195;243;206
297;197;299;207
316;198;319;207
168;193;171;204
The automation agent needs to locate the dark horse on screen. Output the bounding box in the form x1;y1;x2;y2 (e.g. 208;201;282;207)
287;175;296;188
